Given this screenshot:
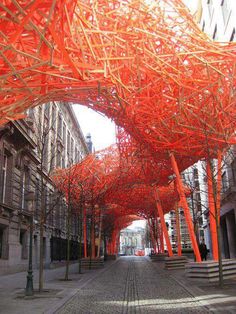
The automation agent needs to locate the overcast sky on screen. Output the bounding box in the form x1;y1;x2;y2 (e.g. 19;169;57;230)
73;104;116;151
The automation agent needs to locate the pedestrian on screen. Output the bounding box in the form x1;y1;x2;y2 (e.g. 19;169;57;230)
199;240;208;261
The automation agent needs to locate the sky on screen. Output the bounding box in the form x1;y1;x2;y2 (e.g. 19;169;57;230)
183;0;198;14
73;104;116;151
128;220;146;230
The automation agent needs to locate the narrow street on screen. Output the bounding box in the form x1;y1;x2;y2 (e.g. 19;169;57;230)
58;257;209;314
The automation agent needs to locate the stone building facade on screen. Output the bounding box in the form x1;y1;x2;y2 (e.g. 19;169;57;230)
0;102;89;273
119;227;145;255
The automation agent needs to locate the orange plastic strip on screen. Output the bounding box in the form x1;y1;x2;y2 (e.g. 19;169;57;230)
83;207;87;258
170;153;201;262
207;160;218;261
175;203;182;256
154;188;173;257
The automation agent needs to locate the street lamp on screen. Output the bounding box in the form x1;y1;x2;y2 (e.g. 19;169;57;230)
25;190;35;296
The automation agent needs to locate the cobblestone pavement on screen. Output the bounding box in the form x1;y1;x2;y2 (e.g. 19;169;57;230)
58;257;210;314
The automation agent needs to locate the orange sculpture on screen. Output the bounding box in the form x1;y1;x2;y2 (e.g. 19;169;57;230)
1;0;235;261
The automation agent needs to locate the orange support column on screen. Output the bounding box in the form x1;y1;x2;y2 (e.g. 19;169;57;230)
216;151;222;221
159;220;164;253
83;207;87;258
96;208;102;258
111;231;116;255
207;161;218;261
116;233;120;255
175;203;182;256
154;188;173;257
170;153;201;262
91;213;96;259
148;219;157;253
155;218;161;253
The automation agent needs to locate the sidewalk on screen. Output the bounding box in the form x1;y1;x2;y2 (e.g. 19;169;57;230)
0;260;117;314
1;257;236;314
149;258;236;314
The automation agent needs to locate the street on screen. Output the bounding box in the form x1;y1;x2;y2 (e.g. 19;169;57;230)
58;257;209;314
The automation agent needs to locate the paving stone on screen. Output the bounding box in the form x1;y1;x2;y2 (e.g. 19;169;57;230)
58;257;210;314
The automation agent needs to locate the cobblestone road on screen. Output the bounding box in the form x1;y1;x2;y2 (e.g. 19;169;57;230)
58;257;210;314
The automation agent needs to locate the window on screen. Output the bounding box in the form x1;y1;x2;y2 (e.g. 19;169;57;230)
43;237;46;259
63;122;66;144
193;167;199;180
202;21;205;32
75;147;78;162
20;230;28;259
50;141;55;170
230;28;235;42
221;0;230;24
222;171;228;193
35;178;40;221
1;149;13;205
27;108;34;120
71;138;74;159
213;25;217;40
48;191;54;226
21;171;26;208
42;135;49;170
1;154;7;203
0;228;3;258
0;226;8;259
44;104;50;119
231;159;236;185
61;154;65;168
44;187;48;217
56;149;61;168
67;131;70;153
51;104;56;127
55;199;62;229
207;0;213;18
58;114;62;139
21;167;30;210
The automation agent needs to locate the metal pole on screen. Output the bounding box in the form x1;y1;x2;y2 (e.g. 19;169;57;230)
25;214;34;296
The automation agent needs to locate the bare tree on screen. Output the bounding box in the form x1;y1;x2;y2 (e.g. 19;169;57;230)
31;104;62;291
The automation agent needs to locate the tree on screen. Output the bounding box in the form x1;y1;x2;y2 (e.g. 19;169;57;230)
29;104;62;291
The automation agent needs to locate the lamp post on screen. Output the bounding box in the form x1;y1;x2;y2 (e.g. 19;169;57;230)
25;190;35;296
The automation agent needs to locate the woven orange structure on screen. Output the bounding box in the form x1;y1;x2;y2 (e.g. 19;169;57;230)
53;145;190;258
1;0;235;261
0;0;235;155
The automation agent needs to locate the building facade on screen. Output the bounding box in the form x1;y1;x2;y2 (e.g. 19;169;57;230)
197;0;236;42
0;102;89;273
120;227;145;255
